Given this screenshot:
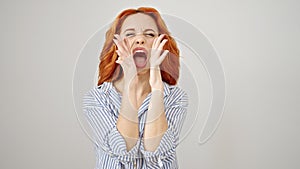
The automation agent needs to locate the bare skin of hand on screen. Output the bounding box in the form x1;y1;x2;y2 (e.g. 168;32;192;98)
113;33;170;152
113;34;139;150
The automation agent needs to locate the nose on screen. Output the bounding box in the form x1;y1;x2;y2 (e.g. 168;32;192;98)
134;36;145;45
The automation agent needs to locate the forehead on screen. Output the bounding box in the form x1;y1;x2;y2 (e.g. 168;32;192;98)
121;13;158;32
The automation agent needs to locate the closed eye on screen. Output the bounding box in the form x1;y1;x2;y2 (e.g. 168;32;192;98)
125;33;135;37
145;33;155;37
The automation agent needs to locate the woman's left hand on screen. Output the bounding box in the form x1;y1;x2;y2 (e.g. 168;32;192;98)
149;34;169;69
149;34;169;89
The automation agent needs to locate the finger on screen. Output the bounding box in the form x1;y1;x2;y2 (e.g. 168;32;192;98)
152;36;158;49
153;34;164;48
114;34;122;41
116;59;121;64
118;36;132;56
114;34;127;51
156;50;169;64
113;38;124;52
157;39;168;51
127;38;134;53
123;38;132;56
115;50;124;60
113;39;119;47
113;38;129;58
153;34;165;49
115;56;122;64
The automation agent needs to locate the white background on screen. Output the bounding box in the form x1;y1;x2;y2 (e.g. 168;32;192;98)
1;0;299;168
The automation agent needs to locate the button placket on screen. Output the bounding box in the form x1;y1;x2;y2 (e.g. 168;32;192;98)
158;155;163;168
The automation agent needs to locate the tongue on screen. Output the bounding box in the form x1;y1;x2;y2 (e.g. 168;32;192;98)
134;55;147;68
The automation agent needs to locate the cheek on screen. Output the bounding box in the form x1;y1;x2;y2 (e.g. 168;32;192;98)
147;39;155;47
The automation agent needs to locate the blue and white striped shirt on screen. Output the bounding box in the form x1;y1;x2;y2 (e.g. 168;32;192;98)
83;81;188;169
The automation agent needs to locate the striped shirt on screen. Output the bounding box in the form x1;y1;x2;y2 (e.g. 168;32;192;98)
83;81;188;169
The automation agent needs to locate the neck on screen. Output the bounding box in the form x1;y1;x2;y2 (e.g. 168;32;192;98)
136;70;151;96
113;70;151;96
137;70;150;84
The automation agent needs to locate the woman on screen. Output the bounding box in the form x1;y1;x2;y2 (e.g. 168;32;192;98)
83;7;188;169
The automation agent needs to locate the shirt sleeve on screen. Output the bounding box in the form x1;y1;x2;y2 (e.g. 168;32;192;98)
140;88;188;167
82;88;139;163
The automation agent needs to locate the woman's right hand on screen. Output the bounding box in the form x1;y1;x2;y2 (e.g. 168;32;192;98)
113;34;139;115
113;34;137;84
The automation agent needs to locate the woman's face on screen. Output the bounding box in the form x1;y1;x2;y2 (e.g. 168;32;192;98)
120;13;159;71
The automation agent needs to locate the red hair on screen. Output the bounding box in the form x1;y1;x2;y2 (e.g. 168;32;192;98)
98;7;180;86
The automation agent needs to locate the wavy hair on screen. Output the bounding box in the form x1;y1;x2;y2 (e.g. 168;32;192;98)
98;7;180;86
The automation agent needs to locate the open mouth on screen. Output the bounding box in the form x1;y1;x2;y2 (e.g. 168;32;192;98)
133;49;147;68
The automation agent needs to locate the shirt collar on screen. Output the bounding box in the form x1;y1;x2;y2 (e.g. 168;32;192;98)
99;81;171;97
98;81;112;94
163;81;171;97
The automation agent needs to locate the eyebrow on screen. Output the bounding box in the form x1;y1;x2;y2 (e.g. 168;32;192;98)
123;28;135;33
143;29;156;32
122;28;156;33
